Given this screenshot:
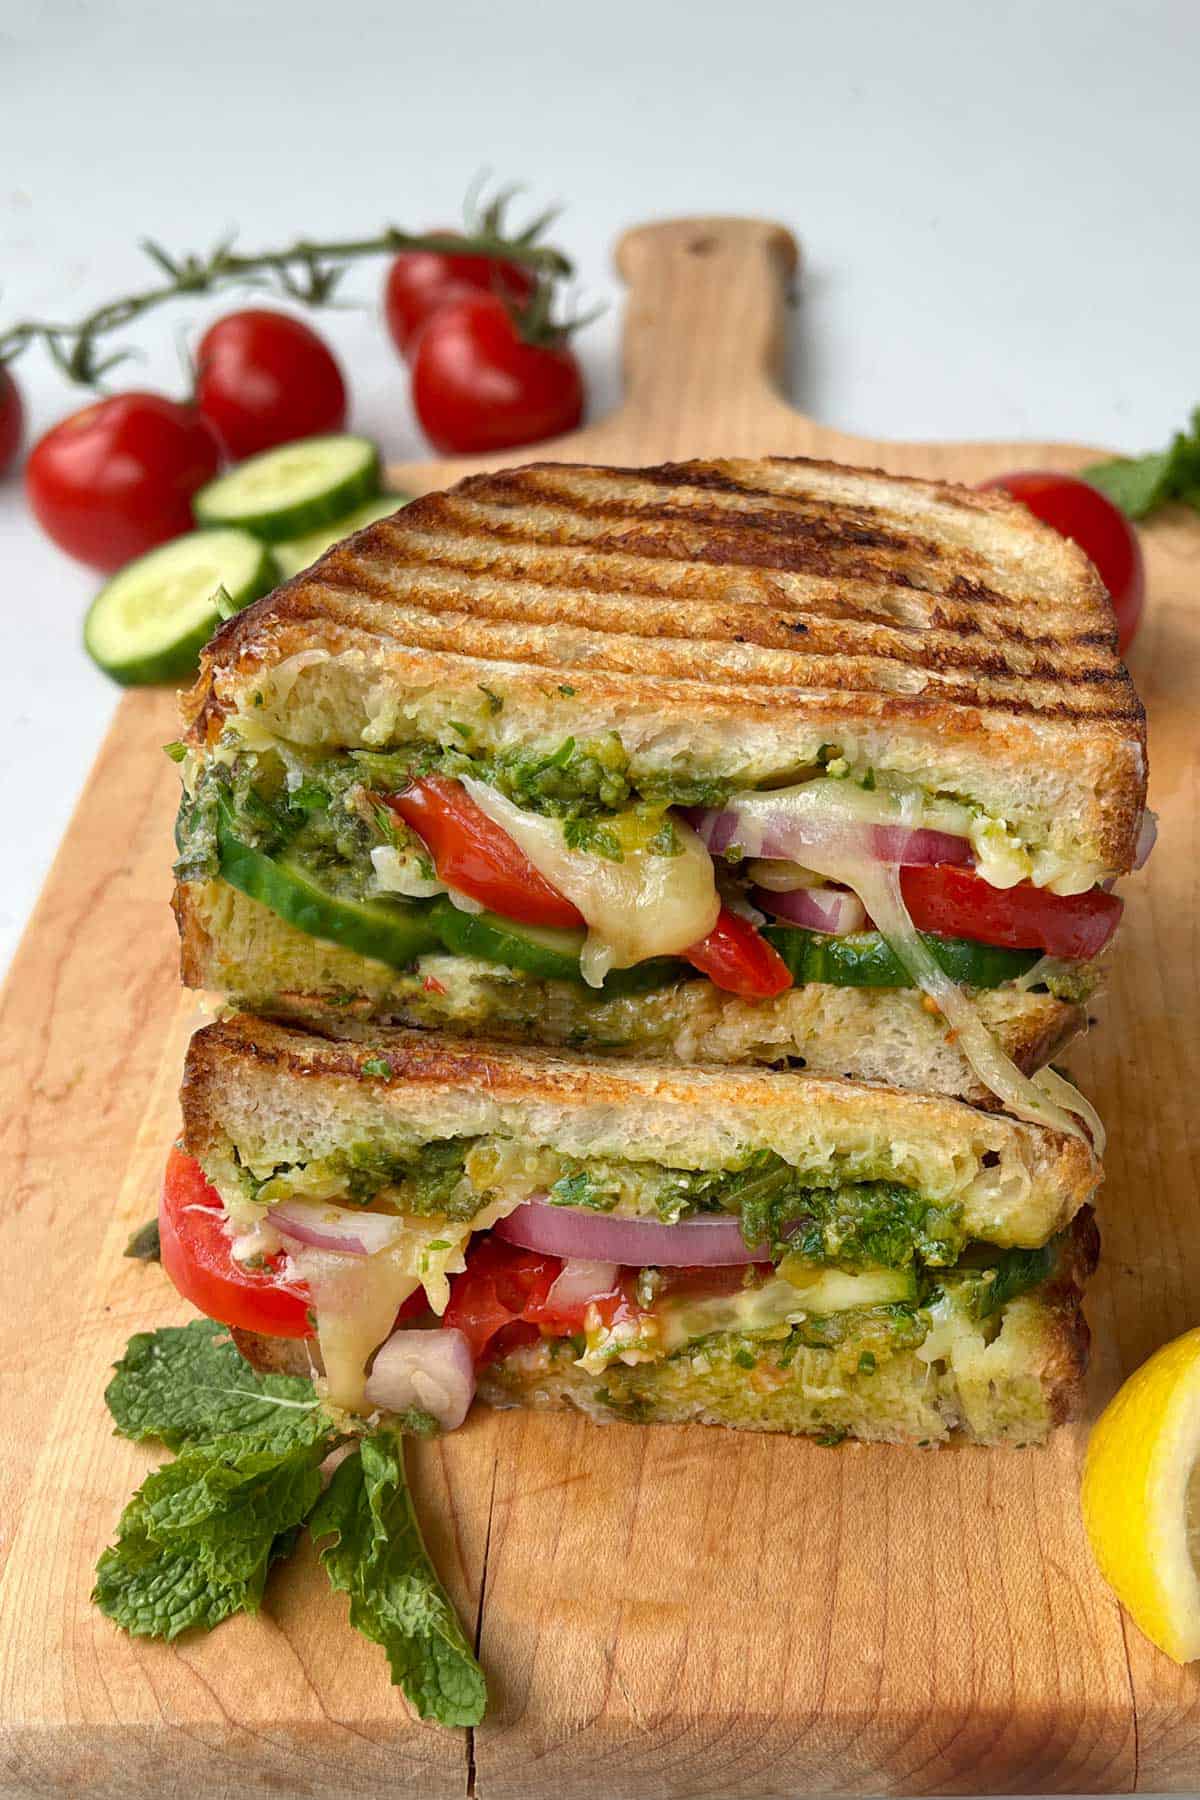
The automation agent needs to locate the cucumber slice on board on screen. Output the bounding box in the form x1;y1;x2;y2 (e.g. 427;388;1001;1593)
763;926;1039;989
217;813;441;969
84;529;277;686
428;898;686;996
194;435;380;541
272;492;411;579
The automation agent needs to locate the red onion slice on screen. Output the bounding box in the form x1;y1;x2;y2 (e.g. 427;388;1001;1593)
269;1198;404;1258
364;1326;475;1430
495;1198;766;1266
683;805;971;869
752;884;867;934
1134;809;1157;870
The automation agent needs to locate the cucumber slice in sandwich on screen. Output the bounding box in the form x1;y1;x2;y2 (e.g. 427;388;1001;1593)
272;493;411;579
427;897;685;996
764;926;1039;990
84;529;277;686
217;811;441;969
194;434;380;541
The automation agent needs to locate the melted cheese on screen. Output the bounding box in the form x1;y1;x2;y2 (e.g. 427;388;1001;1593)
462;777;719;986
718;776;1102;896
287;1192;522;1409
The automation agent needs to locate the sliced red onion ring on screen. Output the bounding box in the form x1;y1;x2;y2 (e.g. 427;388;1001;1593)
364;1327;475;1430
1134;809;1157;870
546;1258;620;1310
683;805;971;869
494;1197;766;1266
752;884;867;934
268;1198;404;1258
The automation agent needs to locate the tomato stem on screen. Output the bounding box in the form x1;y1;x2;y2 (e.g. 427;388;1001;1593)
0;186;574;390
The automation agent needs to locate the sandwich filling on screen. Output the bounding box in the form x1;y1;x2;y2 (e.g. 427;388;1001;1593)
175;724;1133;1136
170;1115;1084;1418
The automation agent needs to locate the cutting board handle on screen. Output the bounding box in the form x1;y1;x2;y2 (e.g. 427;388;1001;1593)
609;217;802;447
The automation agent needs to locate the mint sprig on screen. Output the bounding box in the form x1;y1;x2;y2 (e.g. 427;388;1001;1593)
92;1323;486;1727
311;1426;487;1728
1084;407;1200;520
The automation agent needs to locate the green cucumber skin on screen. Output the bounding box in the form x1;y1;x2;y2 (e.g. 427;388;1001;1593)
427;899;684;996
217;819;441;969
194;437;380;542
764;926;1039;990
84;538;277;687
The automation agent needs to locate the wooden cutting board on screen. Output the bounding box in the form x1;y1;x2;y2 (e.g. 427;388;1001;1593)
2;217;1197;1799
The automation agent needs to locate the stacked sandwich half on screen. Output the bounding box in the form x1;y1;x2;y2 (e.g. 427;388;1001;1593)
165;456;1147;1446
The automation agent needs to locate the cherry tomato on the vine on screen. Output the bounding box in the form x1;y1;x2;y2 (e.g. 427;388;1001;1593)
25;391;221;571
980;469;1145;655
0;365;24;475
411;293;583;455
383;234;537;361
195;308;347;460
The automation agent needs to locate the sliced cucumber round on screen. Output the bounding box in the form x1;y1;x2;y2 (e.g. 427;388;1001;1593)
763;926;1039;990
217;813;441;969
194;435;380;541
84;529;277;686
778;1263;918;1312
428;898;685;996
272;493;412;579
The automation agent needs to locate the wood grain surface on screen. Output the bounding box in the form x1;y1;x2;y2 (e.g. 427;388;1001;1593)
1;216;1196;1799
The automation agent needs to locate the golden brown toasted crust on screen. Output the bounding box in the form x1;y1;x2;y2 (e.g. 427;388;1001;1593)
182;456;1147;874
1040;1204;1101;1427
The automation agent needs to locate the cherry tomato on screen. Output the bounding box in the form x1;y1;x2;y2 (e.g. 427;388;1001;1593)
0;364;24;475
412;294;584;454
980;470;1145;655
195;309;347;459
899;865;1123;960
387;776;585;929
159;1146;314;1338
384;234;537;361
685;906;794;999
25;392;221;571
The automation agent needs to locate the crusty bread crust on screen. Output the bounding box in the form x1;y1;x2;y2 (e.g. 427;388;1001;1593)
181;456;1147;876
174;874;1088;1102
183;1013;1100;1248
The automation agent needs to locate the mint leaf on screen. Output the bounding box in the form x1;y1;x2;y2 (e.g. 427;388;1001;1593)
1084;407;1200;520
123;1218;161;1262
1084;450;1174;520
106;1320;330;1454
93;1436;324;1641
311;1428;486;1727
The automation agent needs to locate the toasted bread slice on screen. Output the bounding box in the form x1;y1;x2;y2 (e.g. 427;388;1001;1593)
232;1207;1099;1448
182;456;1147;880
183;1014;1100;1250
176;876;1087;1101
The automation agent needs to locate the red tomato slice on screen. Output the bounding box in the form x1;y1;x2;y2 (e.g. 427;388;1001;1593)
386;776;585;929
159;1146;313;1338
899;865;1123;959
685;906;794;998
443;1237;629;1366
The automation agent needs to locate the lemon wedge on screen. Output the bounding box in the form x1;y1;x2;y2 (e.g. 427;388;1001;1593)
1082;1328;1200;1662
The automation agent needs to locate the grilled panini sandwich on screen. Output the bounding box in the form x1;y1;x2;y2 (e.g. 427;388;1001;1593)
173;457;1145;1108
173;1015;1100;1447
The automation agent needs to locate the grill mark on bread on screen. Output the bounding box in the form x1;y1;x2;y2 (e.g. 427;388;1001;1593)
255;575;1138;719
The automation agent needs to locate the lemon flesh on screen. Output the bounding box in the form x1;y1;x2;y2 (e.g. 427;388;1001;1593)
1082;1327;1200;1663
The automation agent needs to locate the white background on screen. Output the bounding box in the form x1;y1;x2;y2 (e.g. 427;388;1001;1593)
1;0;1197;975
